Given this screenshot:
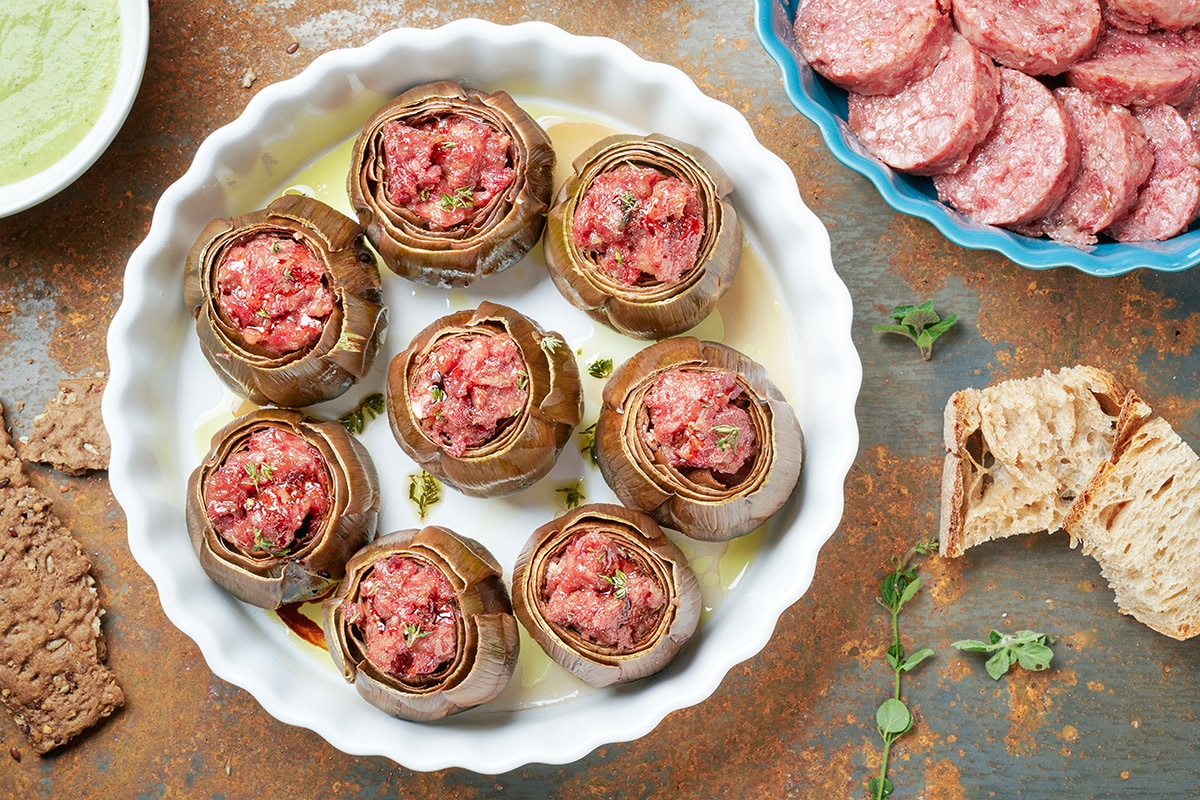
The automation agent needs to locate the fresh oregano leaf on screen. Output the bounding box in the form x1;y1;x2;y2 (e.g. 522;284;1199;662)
874;299;957;361
876;698;913;738
952;629;1055;680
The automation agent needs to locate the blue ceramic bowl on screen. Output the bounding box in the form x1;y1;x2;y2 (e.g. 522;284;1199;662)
754;0;1200;276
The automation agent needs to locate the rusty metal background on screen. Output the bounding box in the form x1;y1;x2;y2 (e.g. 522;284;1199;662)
1;1;1197;797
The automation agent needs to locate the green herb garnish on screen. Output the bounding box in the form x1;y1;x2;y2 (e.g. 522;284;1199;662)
555;481;585;510
243;461;274;488
618;191;638;228
438;186;474;210
579;422;599;467
713;424;740;452
429;385;446;403
270;240;282;254
874;300;957;361
516;371;529;391
408;470;441;520
337;392;386;436
402;622;432;647
870;538;937;800
540;335;564;354
951;630;1055;680
587;357;613;379
600;568;629;599
251;529;290;557
255;308;270;318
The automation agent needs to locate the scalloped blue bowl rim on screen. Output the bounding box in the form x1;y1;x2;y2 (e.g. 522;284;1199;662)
754;0;1200;277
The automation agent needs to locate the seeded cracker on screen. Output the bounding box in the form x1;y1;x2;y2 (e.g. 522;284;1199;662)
0;402;123;753
20;375;111;476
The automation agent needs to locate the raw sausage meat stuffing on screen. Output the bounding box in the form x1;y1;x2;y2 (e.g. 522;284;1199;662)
215;232;333;357
203;425;332;557
341;556;459;681
1104;0;1200;33
571;164;704;285
541;530;667;651
643;368;758;477
848;33;999;175
408;331;529;457
381;113;515;231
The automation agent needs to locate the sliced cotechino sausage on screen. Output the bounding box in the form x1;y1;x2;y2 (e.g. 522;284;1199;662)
1106;104;1200;242
1014;88;1152;244
847;34;1000;175
952;0;1102;75
793;0;951;95
1104;0;1200;33
933;69;1079;227
1065;27;1200;107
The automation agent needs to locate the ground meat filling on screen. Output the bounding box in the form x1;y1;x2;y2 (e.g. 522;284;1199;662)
380;113;515;231
571;164;704;286
342;556;459;682
408;331;530;457
215;231;334;357
542;530;667;651
643;368;759;478
203;426;331;557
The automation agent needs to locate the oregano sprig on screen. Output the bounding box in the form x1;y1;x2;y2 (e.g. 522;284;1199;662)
874;300;957;361
869;538;937;800
951;629;1055;680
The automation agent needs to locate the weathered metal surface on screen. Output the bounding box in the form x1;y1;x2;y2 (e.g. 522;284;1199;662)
1;1;1197;797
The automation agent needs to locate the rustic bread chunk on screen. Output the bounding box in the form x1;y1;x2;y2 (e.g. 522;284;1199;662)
939;365;1128;557
0;403;123;753
1063;413;1200;640
19;375;110;475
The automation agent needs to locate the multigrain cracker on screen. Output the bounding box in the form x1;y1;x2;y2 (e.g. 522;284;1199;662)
0;402;123;753
20;375;110;476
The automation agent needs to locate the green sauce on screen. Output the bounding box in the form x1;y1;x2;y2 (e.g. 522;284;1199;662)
0;0;122;185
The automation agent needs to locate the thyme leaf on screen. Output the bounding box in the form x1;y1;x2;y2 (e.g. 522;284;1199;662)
338;392;386;436
243;461;273;488
408;470;441;520
874;300;957;361
438;186;474;210
555;481;585;510
540;335;564;354
713;424;740;452
251;529;290;557
600;568;629;599
579;422;599;467
402;622;432;647
618;191;638;228
587;357;613;379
